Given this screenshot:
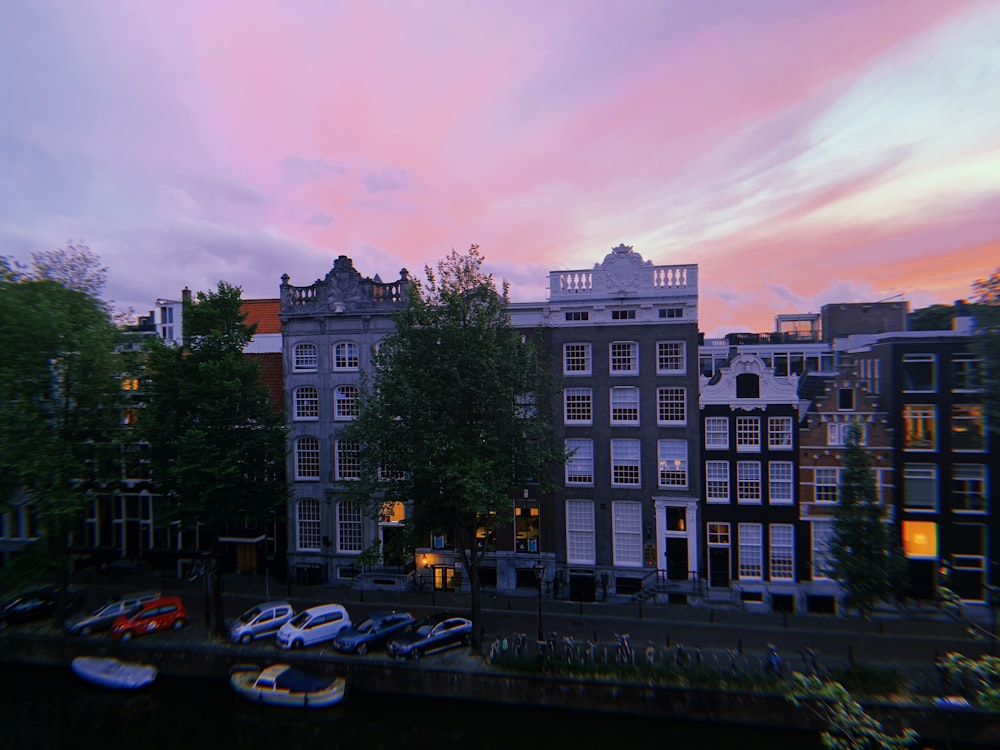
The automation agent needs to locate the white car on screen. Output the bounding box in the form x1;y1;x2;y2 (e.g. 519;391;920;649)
275;603;350;650
228;601;295;644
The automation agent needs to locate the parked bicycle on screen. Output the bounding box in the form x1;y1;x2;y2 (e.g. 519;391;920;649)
615;633;633;665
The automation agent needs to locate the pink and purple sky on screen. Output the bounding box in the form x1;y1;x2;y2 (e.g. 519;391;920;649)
2;0;998;336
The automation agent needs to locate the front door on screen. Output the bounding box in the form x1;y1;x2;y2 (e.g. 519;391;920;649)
709;547;731;588
380;526;405;569
236;543;257;573
665;538;689;581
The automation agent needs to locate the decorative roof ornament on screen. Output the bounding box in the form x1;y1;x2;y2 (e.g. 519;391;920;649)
611;243;633;254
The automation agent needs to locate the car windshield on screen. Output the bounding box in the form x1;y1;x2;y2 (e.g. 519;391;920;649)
239;606;264;624
288;611;310;627
354;617;376;633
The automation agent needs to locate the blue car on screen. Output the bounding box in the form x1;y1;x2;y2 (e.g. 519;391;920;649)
332;610;414;656
386;612;472;661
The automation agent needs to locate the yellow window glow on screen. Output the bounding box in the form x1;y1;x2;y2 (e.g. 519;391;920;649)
902;521;937;558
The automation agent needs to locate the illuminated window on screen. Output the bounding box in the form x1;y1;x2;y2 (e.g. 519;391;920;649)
565;439;594;485
951;404;985;452
902;521;937;558
609;341;638;374
708;522;730;545
611;439;641;486
338;501;362;552
564;388;592;424
952;464;987;513
295;437;320;479
566;499;594;564
296;498;321;550
334;385;359;419
656;341;686;373
515;505;539;553
657;440;688;488
122;378;139;391
737;462;761;504
656;387;686;424
769;524;794;580
612;501;643;567
610;387;640;424
705;461;730;503
563;343;591;375
738;523;762;579
903;405;936;450
293;343;318;370
294;386;319;419
334;341;359;370
335;440;360;480
736;417;760;452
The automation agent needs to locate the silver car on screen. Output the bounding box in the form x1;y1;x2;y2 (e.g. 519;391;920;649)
228;601;295;644
64;591;162;636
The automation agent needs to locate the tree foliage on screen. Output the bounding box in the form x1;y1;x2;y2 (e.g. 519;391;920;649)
907;304;956;332
936;652;1000;711
0;249;121;598
828;422;908;617
785;673;919;750
344;246;563;646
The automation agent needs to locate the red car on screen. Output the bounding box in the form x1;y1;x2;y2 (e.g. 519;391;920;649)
111;595;187;641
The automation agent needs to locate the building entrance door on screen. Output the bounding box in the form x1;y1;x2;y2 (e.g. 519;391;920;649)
709;547;730;588
666;538;689;581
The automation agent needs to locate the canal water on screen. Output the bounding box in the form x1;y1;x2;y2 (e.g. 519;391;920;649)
1;663;827;749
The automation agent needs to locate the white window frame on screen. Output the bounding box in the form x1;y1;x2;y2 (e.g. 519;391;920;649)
612;501;643;567
738;523;763;580
657;440;688;489
736;417;760;452
333;341;360;370
611;439;641;487
951;404;986;452
293;342;318;371
767;417;793;450
737;461;761;504
337;501;362;553
656;341;686;374
335;439;360;481
814;468;839;504
564;388;593;424
565;439;594;486
656;387;686;425
811;522;833;580
769;524;795;581
563;343;592;375
769;461;794;504
609;341;638;375
294;386;319;420
295;436;320;480
902;353;936;393
334;384;360;420
705;417;729;450
952;464;987;514
566;500;595;564
296;498;321;550
610;387;640;425
705;461;730;503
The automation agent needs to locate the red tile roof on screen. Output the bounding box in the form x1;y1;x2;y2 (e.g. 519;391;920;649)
242;299;281;334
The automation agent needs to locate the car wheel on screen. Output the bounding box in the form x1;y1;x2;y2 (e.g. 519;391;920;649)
356;643;368;657
120;631;133;642
240;633;252;645
172;618;185;630
292;639;304;650
409;648;422;661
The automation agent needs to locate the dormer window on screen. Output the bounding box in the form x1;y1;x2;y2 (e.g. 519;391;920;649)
736;373;759;399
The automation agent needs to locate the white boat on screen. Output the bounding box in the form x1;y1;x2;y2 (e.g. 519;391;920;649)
229;663;346;708
71;656;158;690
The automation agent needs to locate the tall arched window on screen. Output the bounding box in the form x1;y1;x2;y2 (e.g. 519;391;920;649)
293;342;318;370
294;386;319;419
296;498;321;550
334;385;359;419
334;341;359;370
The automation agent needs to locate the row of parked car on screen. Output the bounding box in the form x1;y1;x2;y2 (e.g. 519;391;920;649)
3;586;474;660
230;600;473;660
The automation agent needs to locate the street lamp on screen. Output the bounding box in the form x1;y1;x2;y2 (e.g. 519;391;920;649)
533;560;545;645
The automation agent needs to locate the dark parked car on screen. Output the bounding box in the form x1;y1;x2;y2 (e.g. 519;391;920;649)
332;610;414;656
0;587;58;632
64;590;161;636
386;612;472;661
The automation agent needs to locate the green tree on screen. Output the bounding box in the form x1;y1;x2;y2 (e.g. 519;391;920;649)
908;304;956;332
344;246;562;648
0;250;121;616
969;269;1000;437
140;281;287;637
828;422;907;617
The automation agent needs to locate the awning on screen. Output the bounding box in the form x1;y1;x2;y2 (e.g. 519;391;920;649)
218;535;265;543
